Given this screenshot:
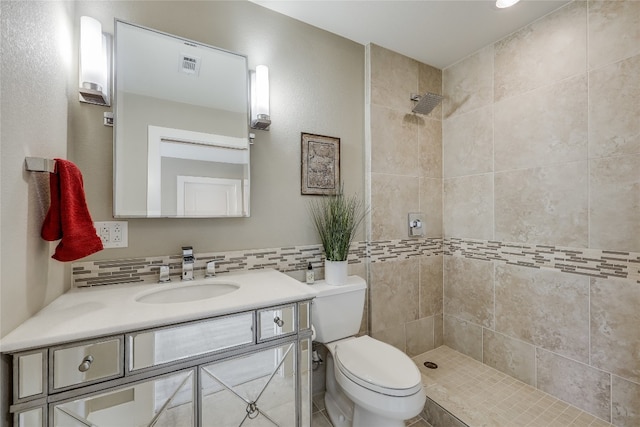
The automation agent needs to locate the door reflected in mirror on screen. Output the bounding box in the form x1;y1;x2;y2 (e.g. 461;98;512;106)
114;20;250;218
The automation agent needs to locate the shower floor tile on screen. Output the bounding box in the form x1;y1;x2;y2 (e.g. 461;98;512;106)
413;346;613;427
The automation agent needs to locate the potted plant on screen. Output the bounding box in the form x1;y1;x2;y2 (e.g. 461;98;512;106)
309;187;367;285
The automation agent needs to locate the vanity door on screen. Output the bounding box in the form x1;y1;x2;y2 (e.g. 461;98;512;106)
50;368;196;427
199;342;298;426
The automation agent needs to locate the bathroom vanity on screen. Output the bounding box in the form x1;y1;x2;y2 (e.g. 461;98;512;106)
1;269;314;427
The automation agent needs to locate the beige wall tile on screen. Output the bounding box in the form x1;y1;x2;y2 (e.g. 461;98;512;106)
434;313;443;348
494;161;588;247
443;173;493;239
419;178;443;238
494;74;588;171
589;54;640;158
443;314;483;362
359;287;369;336
589;154;640;252
422;397;467;427
420;255;443;318
371;173;419;240
370;258;419;332
418;62;443;120
612;375;640;427
419;118;443;179
588;0;640;70
536;348;611;421
370;43;418;111
591;277;640;384
483;329;535;386
443;106;493;178
406;316;435;357
371;323;405;352
443;45;493;119
494;1;587;101
371;104;420;176
495;264;590;363
444;256;494;328
347;262;366;279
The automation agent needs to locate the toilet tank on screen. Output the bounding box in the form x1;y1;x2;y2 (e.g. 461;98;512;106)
310;276;366;343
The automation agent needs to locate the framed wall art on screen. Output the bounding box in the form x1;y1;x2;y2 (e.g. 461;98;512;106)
301;132;340;195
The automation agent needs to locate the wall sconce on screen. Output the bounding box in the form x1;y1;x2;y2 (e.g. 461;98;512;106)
79;16;110;106
250;65;271;130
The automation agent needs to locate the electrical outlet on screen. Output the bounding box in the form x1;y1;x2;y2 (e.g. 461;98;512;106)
112;223;122;242
98;225;110;245
94;221;128;248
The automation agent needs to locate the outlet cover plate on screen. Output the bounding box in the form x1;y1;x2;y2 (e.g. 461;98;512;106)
94;221;128;248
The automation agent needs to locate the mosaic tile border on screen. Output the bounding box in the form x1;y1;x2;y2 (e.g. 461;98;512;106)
73;243;333;288
72;237;638;287
71;238;443;288
445;238;640;284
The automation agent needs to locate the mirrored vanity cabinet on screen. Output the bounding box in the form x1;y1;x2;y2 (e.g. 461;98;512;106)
7;300;313;426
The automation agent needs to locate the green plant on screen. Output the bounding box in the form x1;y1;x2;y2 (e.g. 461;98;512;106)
308;187;367;262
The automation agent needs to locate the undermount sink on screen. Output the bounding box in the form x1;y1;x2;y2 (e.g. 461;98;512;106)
136;282;240;304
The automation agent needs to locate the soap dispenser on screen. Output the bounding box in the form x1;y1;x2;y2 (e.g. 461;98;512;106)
306;262;315;284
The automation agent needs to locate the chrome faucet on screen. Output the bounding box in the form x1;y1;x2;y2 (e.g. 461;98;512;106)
205;260;216;277
182;246;194;281
158;265;171;283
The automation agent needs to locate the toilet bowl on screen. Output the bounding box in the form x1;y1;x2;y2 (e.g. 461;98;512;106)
310;277;426;427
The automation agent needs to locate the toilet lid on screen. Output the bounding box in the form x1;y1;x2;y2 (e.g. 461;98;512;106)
334;336;422;397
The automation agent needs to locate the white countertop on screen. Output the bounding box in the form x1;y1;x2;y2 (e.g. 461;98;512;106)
0;269;316;353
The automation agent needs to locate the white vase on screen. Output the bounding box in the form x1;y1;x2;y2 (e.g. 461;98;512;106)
324;260;348;286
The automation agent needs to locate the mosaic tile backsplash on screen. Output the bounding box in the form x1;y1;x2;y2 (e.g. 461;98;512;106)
72;238;639;287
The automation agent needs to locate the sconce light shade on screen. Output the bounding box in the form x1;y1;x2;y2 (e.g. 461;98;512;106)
250;65;271;130
496;0;521;8
79;16;110;106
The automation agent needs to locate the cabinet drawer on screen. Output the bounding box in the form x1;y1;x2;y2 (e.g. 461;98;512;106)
127;312;254;371
257;304;296;342
50;336;123;393
12;349;47;403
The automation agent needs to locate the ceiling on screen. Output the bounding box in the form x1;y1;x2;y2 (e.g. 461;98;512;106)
250;0;570;69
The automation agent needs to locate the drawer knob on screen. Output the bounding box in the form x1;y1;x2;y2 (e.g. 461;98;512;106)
78;355;94;372
273;316;285;327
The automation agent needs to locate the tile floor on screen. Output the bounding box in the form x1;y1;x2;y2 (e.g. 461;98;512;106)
311;345;616;427
414;346;614;427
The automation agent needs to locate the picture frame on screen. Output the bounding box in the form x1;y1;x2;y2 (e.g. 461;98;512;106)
301;132;340;195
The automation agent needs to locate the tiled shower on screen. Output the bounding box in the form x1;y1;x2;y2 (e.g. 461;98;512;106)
367;1;639;426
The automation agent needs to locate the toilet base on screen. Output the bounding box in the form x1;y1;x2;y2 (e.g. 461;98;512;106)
324;389;352;427
353;405;406;427
324;349;354;427
325;391;407;427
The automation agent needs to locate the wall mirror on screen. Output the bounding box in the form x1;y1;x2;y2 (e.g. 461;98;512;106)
113;20;250;218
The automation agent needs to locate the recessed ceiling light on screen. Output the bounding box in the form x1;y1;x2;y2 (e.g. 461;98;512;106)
496;0;521;8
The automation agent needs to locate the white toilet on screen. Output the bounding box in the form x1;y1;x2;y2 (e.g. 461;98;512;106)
310;276;426;427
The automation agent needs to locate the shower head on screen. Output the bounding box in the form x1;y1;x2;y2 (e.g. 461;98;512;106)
411;92;443;115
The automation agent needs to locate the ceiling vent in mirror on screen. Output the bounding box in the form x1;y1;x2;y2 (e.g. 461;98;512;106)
179;54;201;76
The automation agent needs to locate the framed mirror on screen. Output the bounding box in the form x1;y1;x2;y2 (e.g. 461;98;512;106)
114;20;250;218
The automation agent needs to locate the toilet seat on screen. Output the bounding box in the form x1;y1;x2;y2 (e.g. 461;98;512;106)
333;336;422;397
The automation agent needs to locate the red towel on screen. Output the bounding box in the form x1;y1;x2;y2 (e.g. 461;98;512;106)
41;159;103;261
